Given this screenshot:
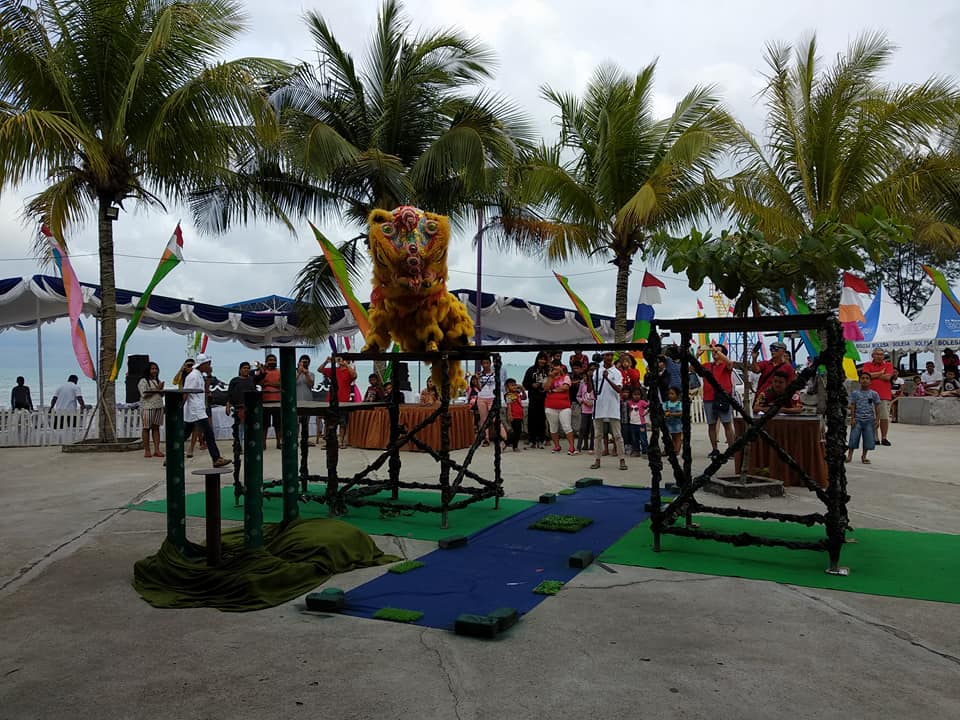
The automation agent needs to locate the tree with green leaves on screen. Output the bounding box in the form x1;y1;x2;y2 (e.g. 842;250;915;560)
0;0;288;441
191;0;533;336
727;32;960;309
496;62;737;342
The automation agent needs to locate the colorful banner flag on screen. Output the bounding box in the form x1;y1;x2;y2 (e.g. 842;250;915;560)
695;298;710;358
781;289;858;379
41;225;96;380
311;222;372;339
631;271;665;343
921;265;960;316
839;273;870;347
110;224;184;381
553;271;603;343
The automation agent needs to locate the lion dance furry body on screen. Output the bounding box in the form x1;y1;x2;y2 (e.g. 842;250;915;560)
361;206;474;394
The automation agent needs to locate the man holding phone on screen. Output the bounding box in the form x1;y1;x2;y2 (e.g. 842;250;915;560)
320;356;357;448
750;341;796;395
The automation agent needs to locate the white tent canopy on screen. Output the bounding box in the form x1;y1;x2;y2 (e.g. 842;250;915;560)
855;283;960;354
910;288;960;351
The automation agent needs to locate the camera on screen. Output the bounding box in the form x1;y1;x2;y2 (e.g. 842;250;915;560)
591;352;603;362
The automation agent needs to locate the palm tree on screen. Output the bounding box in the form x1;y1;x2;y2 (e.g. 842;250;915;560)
496;62;737;342
191;0;533;335
0;0;289;441
728;32;960;309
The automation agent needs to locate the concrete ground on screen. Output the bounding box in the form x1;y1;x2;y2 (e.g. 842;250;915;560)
0;423;958;720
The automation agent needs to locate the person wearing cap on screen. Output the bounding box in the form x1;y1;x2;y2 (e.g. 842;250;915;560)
184;354;230;467
590;350;627;471
863;348;895;446
750;341;796;396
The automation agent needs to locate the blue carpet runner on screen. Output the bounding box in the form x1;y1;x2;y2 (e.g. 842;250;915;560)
340;485;651;630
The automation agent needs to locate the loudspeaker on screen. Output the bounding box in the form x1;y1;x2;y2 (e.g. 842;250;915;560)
126;354;150;403
394;362;411;391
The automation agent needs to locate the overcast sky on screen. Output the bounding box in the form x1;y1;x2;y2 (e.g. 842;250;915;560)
2;0;958;395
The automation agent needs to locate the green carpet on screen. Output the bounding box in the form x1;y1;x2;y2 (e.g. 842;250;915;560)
133;518;398;611
600;516;960;604
130;487;535;542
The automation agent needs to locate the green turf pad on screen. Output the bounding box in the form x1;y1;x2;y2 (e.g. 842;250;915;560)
132;518;398;612
388;560;425;574
374;607;424;623
130;487;535;541
528;514;594;533
532;580;565;595
600;516;960;604
557;488;577;495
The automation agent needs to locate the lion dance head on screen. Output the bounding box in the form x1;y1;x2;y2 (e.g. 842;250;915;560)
362;206;474;394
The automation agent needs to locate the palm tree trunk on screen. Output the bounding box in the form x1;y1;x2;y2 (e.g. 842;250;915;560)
613;254;631;343
98;200;117;442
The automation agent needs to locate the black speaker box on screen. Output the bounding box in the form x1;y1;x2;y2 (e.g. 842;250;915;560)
126;354;150;403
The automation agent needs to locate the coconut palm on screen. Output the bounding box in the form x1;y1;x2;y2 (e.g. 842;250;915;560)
496;62;737;342
728;32;960;309
191;0;533;335
0;0;289;440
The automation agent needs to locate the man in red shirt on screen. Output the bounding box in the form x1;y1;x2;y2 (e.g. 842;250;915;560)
697;343;736;460
862;347;894;446
750;341;796;395
320;356;358;447
254;353;283;449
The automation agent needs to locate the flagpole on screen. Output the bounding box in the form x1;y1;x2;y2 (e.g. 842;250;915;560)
474;205;484;355
36;296;45;406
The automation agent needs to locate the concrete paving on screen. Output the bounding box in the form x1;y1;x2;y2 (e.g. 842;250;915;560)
1;423;958;719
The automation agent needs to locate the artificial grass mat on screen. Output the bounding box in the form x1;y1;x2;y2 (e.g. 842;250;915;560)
130;486;535;542
528;514;594;533
133;517;398;612
600;515;960;604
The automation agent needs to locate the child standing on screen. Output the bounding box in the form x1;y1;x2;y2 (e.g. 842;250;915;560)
625;387;649;457
576;373;596;452
504;378;527;451
847;371;880;464
663;386;683;455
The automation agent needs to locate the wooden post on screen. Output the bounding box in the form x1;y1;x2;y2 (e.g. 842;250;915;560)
243;390;264;550
162;390;187;553
279;347;299;525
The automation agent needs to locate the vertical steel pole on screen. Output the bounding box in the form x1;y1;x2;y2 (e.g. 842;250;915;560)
243;390;264;550
492;352;503;509
279;347;299;524
388;357;401;499
644;329;664;552
325;354;340;515
474;206;484;351
163;390;187;553
439;356;451;529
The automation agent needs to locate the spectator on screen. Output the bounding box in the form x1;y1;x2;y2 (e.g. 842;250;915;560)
750;341;796;395
847;371;880;464
254;353;283;449
862;348;895;446
576;371;596;452
295;354;316;446
522;352;550;449
753;371;804;415
319;356;357;447
889;368;906;423
942;348;959;378
544;361;576;455
363;374;387;403
697;343;736;460
420;377;439;405
183;354;230;468
504;378;527;451
920;361;943;395
664;386;684;455
11;376;33;411
224;361;256;444
52;374;86;411
474;356;507;445
625;386;649;457
138;362;164;459
620;353;641;391
911;375;928;397
172;358;194;388
941;367;960;397
589;350;627;470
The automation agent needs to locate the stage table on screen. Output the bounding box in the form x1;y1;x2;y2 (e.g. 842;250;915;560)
733;415;828;488
349;404;476;451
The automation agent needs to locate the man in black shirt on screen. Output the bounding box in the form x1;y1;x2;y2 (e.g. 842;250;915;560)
11;376;33;411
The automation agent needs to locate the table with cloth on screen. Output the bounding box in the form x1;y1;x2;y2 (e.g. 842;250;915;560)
733;415;828;488
348;403;476;451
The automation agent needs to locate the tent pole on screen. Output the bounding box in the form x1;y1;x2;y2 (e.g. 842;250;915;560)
36;296;45;406
474;206;483;367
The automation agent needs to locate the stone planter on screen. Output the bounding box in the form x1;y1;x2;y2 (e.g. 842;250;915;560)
704;474;784;498
61;438;144;453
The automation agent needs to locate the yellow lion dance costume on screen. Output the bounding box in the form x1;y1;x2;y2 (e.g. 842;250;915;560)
362;205;474;394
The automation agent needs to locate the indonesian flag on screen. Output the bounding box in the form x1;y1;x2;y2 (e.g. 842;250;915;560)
839;272;870;342
110;224;184;380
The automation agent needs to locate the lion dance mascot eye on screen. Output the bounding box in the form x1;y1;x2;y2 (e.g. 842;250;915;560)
362;206;475;394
